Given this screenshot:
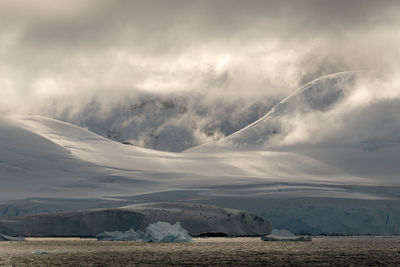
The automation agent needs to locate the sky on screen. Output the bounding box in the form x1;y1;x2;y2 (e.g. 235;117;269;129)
1;0;400;149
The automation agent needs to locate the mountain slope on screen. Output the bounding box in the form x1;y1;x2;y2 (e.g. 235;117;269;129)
2;114;370;201
46;93;276;152
1;72;400;235
187;71;356;152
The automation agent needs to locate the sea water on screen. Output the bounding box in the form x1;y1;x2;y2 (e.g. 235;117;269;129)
0;237;400;266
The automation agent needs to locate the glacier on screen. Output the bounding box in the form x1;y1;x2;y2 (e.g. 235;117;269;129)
0;203;271;237
0;72;400;236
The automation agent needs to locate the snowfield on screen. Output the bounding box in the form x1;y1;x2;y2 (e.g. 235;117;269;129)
1;72;400;235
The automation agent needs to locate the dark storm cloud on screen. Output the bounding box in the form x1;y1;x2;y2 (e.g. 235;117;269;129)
5;0;400;51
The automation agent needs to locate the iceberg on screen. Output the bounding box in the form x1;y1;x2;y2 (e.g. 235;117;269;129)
0;233;25;241
96;221;192;242
261;229;311;242
32;250;47;255
269;229;295;237
142;221;191;242
96;228;144;241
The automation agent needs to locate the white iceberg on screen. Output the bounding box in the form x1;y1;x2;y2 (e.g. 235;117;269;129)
32;250;47;255
261;229;312;242
96;221;192;242
0;233;25;241
142;221;191;242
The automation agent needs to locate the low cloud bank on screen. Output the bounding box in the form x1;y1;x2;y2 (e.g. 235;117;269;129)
0;1;399;150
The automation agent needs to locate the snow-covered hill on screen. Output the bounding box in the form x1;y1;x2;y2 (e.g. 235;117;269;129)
1;72;400;235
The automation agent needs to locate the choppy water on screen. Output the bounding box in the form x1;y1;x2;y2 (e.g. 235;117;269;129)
0;237;400;266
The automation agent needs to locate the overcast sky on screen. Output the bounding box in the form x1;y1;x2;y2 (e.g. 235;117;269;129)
0;0;400;115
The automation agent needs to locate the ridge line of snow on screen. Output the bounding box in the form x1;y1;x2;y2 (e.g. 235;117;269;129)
224;71;356;138
183;71;355;152
11;114;177;156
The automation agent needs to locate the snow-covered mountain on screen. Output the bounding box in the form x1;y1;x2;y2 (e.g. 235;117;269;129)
45;93;276;152
1;72;400;235
187;71;357;151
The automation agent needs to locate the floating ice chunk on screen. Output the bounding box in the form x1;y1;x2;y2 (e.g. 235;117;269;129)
270;229;295;237
96;228;145;241
96;221;192;242
0;233;25;241
142;221;191;242
261;228;311;241
32;250;47;254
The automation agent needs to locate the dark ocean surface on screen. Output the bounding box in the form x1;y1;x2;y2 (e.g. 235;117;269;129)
1;237;399;266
